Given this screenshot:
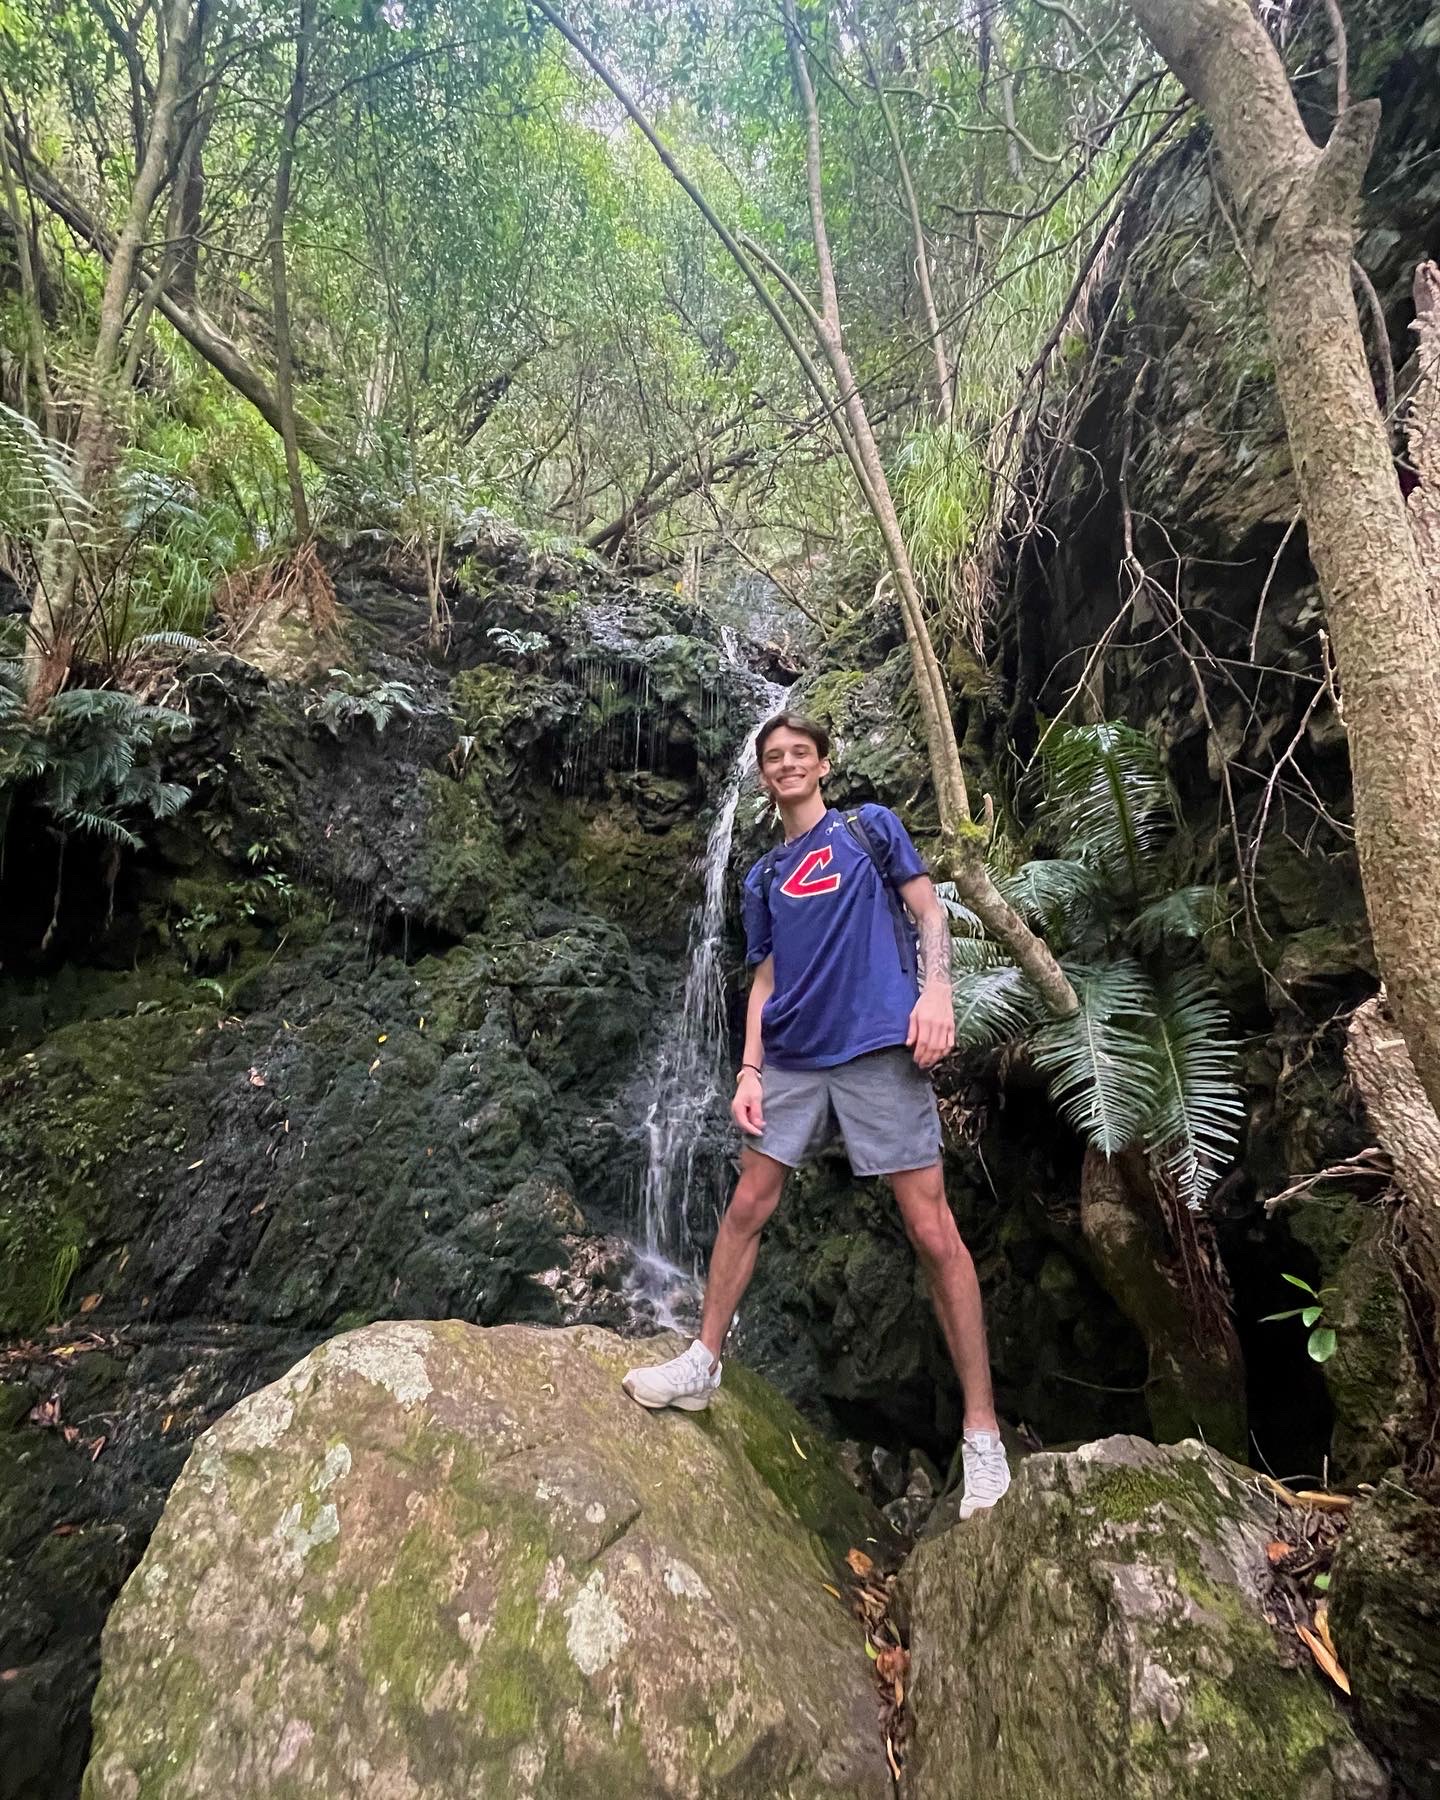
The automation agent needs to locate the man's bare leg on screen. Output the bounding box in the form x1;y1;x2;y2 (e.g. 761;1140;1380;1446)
696;1149;789;1363
890;1162;999;1433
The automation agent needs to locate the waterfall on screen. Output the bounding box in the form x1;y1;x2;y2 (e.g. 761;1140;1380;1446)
629;675;780;1328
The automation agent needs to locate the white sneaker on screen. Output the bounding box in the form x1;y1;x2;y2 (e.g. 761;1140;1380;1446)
622;1340;722;1412
957;1429;1011;1519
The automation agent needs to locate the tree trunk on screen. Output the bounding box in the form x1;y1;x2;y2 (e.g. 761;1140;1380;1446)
1345;995;1440;1486
861;39;952;422
1128;0;1440;1126
30;0;195;691
269;0;315;539
1079;1147;1248;1456
14;138;346;474
0;109;56;437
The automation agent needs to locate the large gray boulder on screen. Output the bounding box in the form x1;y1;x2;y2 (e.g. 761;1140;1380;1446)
900;1435;1388;1800
81;1321;890;1800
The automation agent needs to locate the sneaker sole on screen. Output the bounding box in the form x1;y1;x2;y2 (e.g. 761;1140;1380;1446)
622;1379;713;1412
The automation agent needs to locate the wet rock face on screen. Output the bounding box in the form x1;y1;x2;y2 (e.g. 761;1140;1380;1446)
901;1436;1389;1800
82;1321;890;1800
0;539;780;1798
1331;1482;1440;1799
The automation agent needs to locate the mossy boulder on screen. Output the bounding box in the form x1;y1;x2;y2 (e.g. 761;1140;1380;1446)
899;1436;1387;1800
82;1321;890;1800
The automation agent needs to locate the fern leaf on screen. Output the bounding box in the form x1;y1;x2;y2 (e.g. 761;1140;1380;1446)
1142;970;1244;1208
1029;960;1155;1156
996;858;1099;933
58;809;142;848
1037;722;1173;895
1129;885;1229;950
952;962;1045;1048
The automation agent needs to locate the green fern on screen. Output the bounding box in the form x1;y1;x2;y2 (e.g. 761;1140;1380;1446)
952;960;1046;1048
995;857;1100;932
1037;722;1172;895
1141;971;1245;1208
1029;960;1157;1156
1129;885;1229;950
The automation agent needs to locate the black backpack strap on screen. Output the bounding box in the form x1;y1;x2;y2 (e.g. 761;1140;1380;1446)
760;845;780;908
842;808;918;978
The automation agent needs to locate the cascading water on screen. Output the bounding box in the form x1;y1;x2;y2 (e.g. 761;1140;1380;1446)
629;663;782;1328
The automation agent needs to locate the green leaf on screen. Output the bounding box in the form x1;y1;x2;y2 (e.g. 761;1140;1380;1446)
1301;1305;1323;1327
1029;960;1154;1155
1313;1572;1331;1593
951;963;1044;1049
1261;1309;1304;1322
1141;970;1243;1208
1128;885;1229;950
1035;722;1173;895
1283;1273;1318;1296
1307;1328;1338;1363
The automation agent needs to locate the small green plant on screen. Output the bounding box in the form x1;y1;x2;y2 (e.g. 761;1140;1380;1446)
305;669;421;737
486;625;548;659
1262;1272;1338;1363
42;1241;80;1325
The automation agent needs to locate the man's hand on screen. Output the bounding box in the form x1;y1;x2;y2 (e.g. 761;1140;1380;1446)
732;1069;765;1135
906;987;955;1070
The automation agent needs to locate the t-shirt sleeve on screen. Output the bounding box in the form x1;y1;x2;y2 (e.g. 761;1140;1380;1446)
740;862;773;965
858;804;928;885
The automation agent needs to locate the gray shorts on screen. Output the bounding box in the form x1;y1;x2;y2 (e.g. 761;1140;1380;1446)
749;1046;942;1178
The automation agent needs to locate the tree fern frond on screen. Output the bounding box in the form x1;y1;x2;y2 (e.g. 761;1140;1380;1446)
996;857;1099;933
934;880;985;934
951;936;1014;973
1037;722;1173;894
0;402;89;537
952;962;1046;1048
58;808;142;848
1142;970;1244;1209
1029;959;1155;1156
1129;885;1230;950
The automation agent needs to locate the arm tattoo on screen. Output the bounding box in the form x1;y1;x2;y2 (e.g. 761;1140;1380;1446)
919;911;952;990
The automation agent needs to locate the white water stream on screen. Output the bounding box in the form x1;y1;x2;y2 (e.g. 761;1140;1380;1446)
628;667;781;1328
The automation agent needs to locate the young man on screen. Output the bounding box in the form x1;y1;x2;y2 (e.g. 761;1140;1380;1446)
623;712;1011;1518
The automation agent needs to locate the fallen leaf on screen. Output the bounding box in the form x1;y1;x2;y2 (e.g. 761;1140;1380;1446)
884;1734;902;1781
875;1646;910;1684
1314;1601;1340;1661
187;1159;205;1170
418;1017;425;1030
0;1669;18;1682
864;1639;879;1661
161;1412;174;1432
820;1583;841;1600
1297;1623;1351;1695
78;1293;101;1314
1266;1539;1291;1565
61;1425;79;1445
249;1199;267;1215
26;1396;60;1428
1293;1490;1353;1512
88;1435;107;1461
368;1058;381;1074
248;1067;266;1087
50;1522;79;1536
377;1034;388;1044
789;1430;808;1462
846;1548;875;1578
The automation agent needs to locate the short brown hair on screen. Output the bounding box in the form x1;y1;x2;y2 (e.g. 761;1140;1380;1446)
755;711;830;761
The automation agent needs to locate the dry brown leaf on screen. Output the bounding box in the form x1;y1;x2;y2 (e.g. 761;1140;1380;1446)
1314;1601;1340;1660
26;1397;60;1428
88;1435;107;1462
1259;1473;1302;1508
1297;1623;1352;1695
1266;1540;1291;1565
846;1548;875;1578
50;1523;79;1537
0;1669;18;1682
61;1425;79;1445
884;1734;902;1781
788;1430;808;1461
161;1411;174;1432
876;1646;909;1684
1293;1491;1353;1513
820;1583;841;1600
78;1293;101;1314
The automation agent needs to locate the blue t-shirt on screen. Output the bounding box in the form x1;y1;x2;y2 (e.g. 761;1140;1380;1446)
741;804;928;1070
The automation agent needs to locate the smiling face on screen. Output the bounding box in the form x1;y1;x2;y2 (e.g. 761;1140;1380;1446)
758;725;830;806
